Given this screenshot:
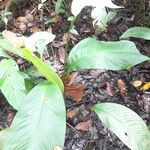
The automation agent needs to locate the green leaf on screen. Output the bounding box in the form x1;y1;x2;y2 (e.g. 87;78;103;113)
3;82;66;150
0;39;23;58
22;48;64;92
0;47;10;58
120;27;150;40
0;59;26;110
93;103;150;150
92;9;116;33
0;39;64;92
24;31;55;57
67;38;149;71
55;0;64;13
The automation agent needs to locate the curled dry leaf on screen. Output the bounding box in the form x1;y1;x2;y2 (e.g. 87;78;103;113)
75;119;92;131
67;72;78;85
141;82;150;91
65;83;84;102
67;109;76;119
117;79;126;96
7;111;15;126
106;82;114;96
132;80;142;88
58;47;65;64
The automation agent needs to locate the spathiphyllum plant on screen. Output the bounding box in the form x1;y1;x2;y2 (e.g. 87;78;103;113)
0;0;150;150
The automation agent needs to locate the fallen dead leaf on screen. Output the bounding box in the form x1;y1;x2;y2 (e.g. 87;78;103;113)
67;109;76;119
106;82;114;96
117;79;126;96
132;80;142;88
0;124;3;130
0;0;8;10
58;47;65;64
141;82;150;91
75;119;92;131
65;83;84;102
60;72;78;85
7;111;15;126
67;72;78;85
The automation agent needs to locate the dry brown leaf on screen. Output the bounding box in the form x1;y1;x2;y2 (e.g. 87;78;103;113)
0;124;3;130
132;80;142;88
0;0;8;10
80;26;91;33
141;82;150;91
67;72;78;85
106;82;114;96
75;119;92;131
7;111;15;126
58;47;65;64
65;83;84;102
117;79;126;96
67;109;76;119
26;14;34;22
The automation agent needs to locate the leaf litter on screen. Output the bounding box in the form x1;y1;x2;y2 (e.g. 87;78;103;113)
0;0;150;150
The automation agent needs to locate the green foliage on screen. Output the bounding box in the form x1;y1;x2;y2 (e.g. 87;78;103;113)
0;1;150;150
67;37;149;72
120;27;150;40
22;48;64;92
0;59;27;110
93;10;117;33
3;82;66;150
0;39;24;57
55;0;65;13
93;103;150;150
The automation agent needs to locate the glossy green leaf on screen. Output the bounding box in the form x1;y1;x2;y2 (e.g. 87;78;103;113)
67;38;149;71
0;47;10;58
0;59;26;110
22;48;64;92
120;27;150;40
93;103;150;150
3;82;66;150
0;39;64;92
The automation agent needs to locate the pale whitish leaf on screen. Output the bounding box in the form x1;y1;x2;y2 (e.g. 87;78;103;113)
93;103;150;150
0;129;8;150
3;82;66;150
0;39;24;58
120;27;150;40
24;31;55;56
40;0;47;3
70;28;79;35
71;0;122;16
67;38;149;71
0;59;26;110
92;9;116;31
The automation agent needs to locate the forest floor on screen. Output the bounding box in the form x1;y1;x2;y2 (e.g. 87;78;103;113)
0;0;150;150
